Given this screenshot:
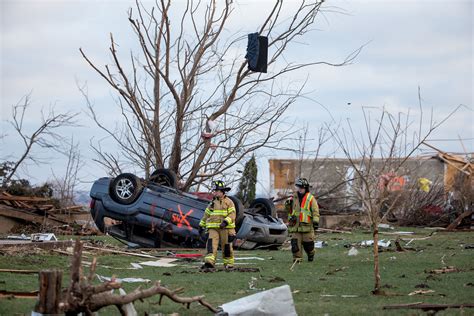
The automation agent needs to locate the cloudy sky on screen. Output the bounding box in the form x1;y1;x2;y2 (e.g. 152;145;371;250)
1;0;472;193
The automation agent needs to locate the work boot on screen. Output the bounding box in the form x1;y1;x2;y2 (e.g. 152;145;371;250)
224;265;234;271
200;262;215;270
308;253;314;262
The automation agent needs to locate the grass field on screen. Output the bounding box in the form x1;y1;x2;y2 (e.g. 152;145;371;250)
0;228;473;315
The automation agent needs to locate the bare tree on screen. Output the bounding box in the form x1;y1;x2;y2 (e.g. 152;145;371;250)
328;100;462;294
3;94;79;184
50;137;84;207
79;0;360;191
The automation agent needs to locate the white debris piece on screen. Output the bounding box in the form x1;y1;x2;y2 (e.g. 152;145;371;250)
96;275;151;283
31;233;57;242
348;247;359;256
138;258;178;267
221;285;297;316
315;241;327;248
360;240;391;248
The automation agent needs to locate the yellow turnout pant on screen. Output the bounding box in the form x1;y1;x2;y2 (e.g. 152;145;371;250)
204;228;235;267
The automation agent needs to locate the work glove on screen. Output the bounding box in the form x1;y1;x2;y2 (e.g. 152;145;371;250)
219;220;228;229
313;221;319;230
288;216;297;227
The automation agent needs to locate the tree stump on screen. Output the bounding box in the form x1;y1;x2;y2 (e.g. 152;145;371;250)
34;269;63;315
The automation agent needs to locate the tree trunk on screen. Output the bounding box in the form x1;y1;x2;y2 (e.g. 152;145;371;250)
372;227;381;294
35;269;63;314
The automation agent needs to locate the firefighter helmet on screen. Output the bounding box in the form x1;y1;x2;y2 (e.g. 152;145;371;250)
295;178;310;189
212;180;231;192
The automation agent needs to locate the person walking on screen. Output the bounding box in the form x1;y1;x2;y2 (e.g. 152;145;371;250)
199;180;236;270
286;178;320;263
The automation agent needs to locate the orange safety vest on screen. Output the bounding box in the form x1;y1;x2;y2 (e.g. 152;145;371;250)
298;193;314;223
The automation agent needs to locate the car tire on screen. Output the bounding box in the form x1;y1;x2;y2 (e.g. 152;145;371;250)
249;198;276;217
149;169;178;188
109;173;143;205
228;195;245;226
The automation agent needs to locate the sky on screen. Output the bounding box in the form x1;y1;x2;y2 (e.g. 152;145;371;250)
1;0;473;195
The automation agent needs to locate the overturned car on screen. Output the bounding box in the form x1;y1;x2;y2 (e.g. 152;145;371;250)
89;170;287;249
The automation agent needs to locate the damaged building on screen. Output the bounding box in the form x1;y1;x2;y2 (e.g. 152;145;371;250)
269;151;473;227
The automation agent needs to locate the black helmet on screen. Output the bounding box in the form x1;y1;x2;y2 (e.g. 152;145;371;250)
212;180;231;192
295;178;310;189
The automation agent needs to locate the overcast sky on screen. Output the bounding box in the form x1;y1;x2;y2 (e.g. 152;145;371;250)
1;0;472;194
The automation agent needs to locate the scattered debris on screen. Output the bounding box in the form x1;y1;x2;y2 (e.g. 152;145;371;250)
446;210;473;230
138;258;178;268
235;256;265;261
427;266;460;274
219;285;297;316
289;258;302;271
0;289;39;298
378;223;393;229
348;247;359;256
248;277;264;291
0;191;94;235
268;276;286;283
96;275;151;283
408;289;435;296
326;266;348;275
31;233;57;242
6;234;30;240
317;228;352;234
320;294;358;298
32;240;218;315
315;241;328;248
0;268;38;274
383;302;474;312
415;283;430;289
83;245;159;258
0;239;72;251
360;240;391;248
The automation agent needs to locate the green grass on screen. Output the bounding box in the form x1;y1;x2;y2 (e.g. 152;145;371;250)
0;229;473;315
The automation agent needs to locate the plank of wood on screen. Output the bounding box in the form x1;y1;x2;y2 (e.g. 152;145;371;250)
0;268;38;274
0;195;52;202
83;245;159;258
0;290;39;298
0;205;67;225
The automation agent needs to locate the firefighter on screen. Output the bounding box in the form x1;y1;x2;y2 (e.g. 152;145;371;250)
286;178;320;263
199;180;236;270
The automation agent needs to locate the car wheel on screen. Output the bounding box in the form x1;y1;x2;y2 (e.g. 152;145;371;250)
228;195;245;226
109;173;143;205
249;198;276;217
149;168;178;188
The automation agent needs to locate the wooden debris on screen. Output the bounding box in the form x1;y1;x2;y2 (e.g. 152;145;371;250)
446;210;473;230
83;245;160;258
0;191;94;235
33;239;218;315
0;268;38;274
0;289;39;298
384;302;474;312
317;227;352;234
427;266;460;274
